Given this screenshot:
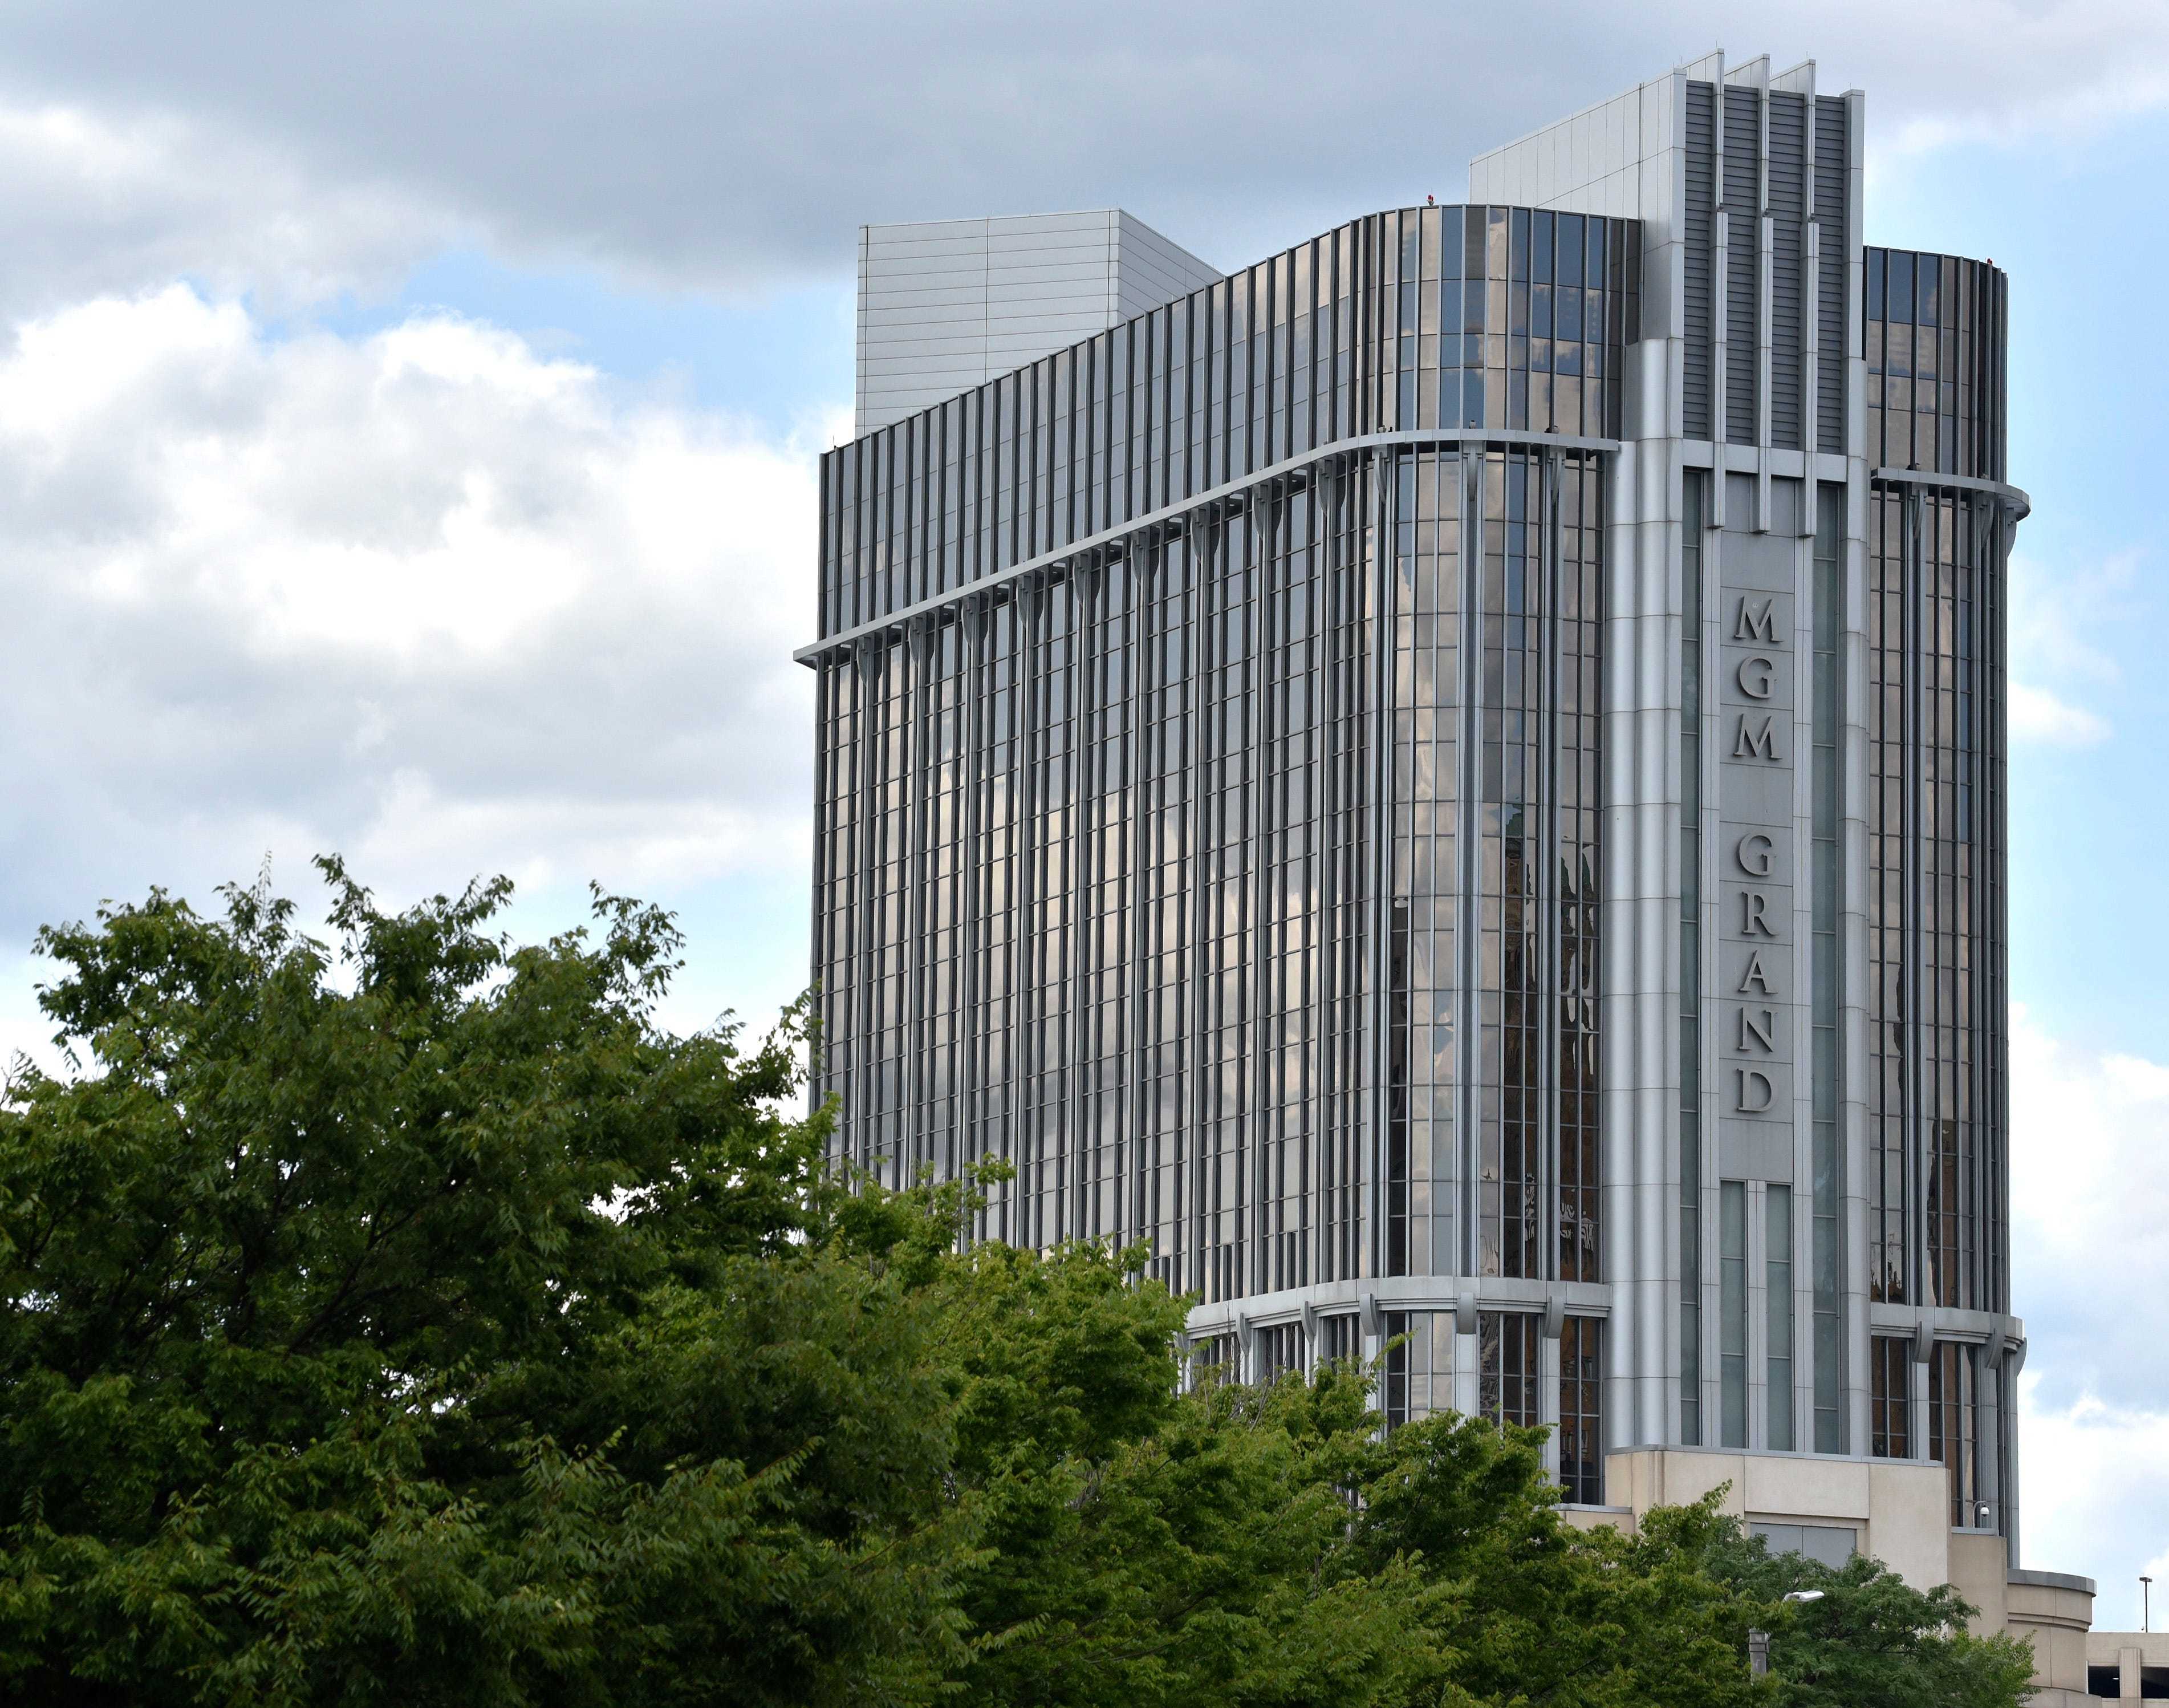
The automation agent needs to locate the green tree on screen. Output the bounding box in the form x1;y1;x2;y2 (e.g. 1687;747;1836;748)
927;1241;1445;1708
0;862;964;1706
1352;1423;1773;1708
1704;1530;2039;1708
0;862;2036;1708
905;1217;1778;1708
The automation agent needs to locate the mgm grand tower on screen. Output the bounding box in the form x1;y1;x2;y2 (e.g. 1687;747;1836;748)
801;53;2093;1650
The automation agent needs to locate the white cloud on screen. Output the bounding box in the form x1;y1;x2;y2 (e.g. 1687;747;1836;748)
2010;1004;2169;1602
0;285;817;954
2009;681;2111;746
2012;1005;2169;1344
2010;547;2135;687
0;96;453;319
4;2;2169;297
2003;546;2147;748
0;952;68;1086
1858;0;2169;162
2019;1381;2169;1629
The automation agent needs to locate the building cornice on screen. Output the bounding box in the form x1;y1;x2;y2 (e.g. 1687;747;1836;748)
795;427;1619;666
1870;464;2030;520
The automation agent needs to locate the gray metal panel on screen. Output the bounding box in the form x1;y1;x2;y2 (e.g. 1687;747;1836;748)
1115;210;1222;320
1723;87;1759;444
855;209;1220;435
1684;82;1715;438
1768;92;1807;451
1814;97;1850;453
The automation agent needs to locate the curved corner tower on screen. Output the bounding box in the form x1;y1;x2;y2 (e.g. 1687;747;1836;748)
801;49;2081;1666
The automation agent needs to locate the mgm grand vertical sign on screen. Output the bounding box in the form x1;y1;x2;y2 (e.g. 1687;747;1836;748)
1717;481;1805;1175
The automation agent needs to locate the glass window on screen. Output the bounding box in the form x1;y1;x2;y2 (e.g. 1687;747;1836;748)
1383;1310;1453;1426
1767;1184;1794;1451
1720;1180;1746;1448
1318;1313;1361;1366
1479;1310;1540;1427
1887;250;1915;325
1811;485;1845;1451
1558;213;1583;290
1560;1316;1604;1503
1930;1340;1989;1529
1255;1321;1305;1384
1680;470;1707;1443
1870;1336;1911;1457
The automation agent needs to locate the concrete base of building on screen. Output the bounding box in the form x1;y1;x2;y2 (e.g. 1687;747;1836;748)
2008;1570;2100;1702
2078;1629;2169;1700
1556;1447;2097;1699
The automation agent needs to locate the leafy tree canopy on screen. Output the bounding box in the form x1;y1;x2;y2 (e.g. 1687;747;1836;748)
1704;1530;2040;1708
0;864;2040;1708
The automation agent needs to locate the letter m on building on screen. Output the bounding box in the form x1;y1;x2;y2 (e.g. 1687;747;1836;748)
1733;713;1781;761
1734;597;1779;643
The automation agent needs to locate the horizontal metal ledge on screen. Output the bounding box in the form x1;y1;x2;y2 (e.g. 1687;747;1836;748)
1870;464;2031;520
796;426;1620;666
1183;1273;1616;1337
1865;1301;2025;1348
2007;1567;2097;1595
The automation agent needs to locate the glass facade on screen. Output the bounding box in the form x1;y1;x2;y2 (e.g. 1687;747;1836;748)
1855;244;2012;1530
1810;488;1845;1452
1559;1316;1604;1503
1870;1335;1912;1458
1381;1311;1452;1429
1862;251;2011;1317
1389;449;1605;1285
817;473;1381;1292
1865;250;2007;480
1478;1311;1541;1426
1929;1339;1983;1527
812;194;1639;1514
1190;1331;1237;1386
817;439;1608;1302
1318;1312;1362;1367
1256;1321;1305;1384
814;196;1631;1296
819;205;1636;644
1867;483;1907;1305
1679;471;1706;1445
1720;1179;1747;1449
1767;1184;1795;1451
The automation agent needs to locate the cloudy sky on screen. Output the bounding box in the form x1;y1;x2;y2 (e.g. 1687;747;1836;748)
0;0;2162;1614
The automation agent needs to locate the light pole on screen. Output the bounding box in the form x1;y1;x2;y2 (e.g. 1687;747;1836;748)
1749;1591;1827;1677
2143;1575;2152;1633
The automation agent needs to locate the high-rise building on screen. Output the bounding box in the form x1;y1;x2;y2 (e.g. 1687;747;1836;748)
799;51;2095;1693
